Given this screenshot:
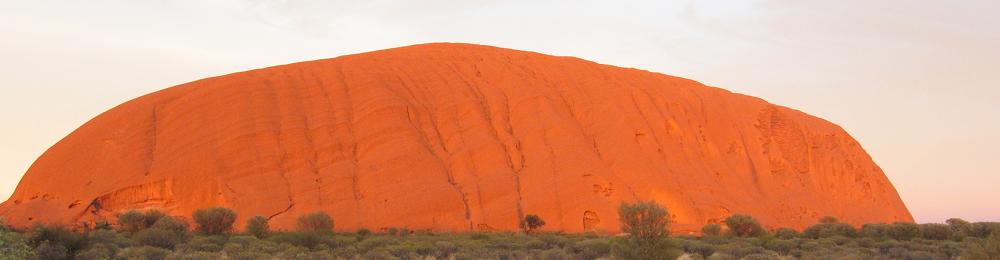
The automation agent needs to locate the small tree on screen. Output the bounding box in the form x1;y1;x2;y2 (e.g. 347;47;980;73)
192;207;237;235
296;212;333;232
701;223;721;237
614;201;680;259
521;214;546;234
724;214;765;237
245;216;270;238
946;218;970;231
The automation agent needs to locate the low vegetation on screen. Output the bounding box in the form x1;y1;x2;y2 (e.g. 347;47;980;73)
1;204;997;259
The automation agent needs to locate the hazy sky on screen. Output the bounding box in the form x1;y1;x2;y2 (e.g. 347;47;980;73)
1;0;997;223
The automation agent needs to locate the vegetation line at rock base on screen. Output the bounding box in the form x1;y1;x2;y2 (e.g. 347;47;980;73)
1;202;998;259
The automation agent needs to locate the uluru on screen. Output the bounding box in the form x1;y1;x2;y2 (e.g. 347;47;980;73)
0;43;912;234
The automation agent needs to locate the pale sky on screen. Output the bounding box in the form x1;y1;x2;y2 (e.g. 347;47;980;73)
1;0;997;223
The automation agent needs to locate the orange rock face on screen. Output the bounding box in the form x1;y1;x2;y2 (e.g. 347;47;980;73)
0;43;912;233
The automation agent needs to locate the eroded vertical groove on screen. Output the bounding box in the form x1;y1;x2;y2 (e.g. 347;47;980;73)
333;63;364;227
290;69;323;207
391;66;474;230
144;105;159;176
262;79;295;219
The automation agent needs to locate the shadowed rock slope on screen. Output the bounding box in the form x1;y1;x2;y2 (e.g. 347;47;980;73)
0;43;912;234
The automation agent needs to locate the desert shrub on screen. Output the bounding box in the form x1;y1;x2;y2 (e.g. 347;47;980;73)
701;223;721;237
819;216;839;224
0;223;34;259
296;211;333;232
79;229;134;258
861;223;893;240
521;214;546;234
176;235;226;252
34;240;68;260
968;222;1000;238
119;245;171;260
117;210;147;233
803;222;857;238
890;222;922;241
245;216;269;238
192;207;237;235
75;243;115;260
27;224;84;257
921;223;952;240
268;231;326;248
356;228;372;240
434;240;458;257
386;227;399;236
153;216;189;238
685;240;718;257
707;252;736;260
724;214;765;237
615;201;680;259
117;209;167;233
572;238;612;258
717;242;766;259
538;247;573;259
764;239;795;255
165;251;223;260
774;228;798;239
963;232;1000;259
222;236;274;260
134;228;182;249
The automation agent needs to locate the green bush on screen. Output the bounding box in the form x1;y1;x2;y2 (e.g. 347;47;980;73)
245;216;269;238
34;240;68;260
962;232;1000;259
26;224;84;257
75;243;120;260
724;214;765;237
164;251;222;260
921;223;952;240
860;223;893;239
117;209;167;233
0;223;34;259
175;235;226;252
296;212;333;232
701;223;721;237
803;223;857;238
119;245;171;260
134;228;182;249
685;240;718;257
153;216;189;238
764;239;795;255
572;238;612;259
192;207;237;235
774;228;799;239
890;222;922;241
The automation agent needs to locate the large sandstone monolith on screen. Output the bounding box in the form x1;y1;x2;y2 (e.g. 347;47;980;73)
0;43;912;233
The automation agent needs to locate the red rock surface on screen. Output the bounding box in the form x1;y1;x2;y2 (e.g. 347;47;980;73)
0;43;912;233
